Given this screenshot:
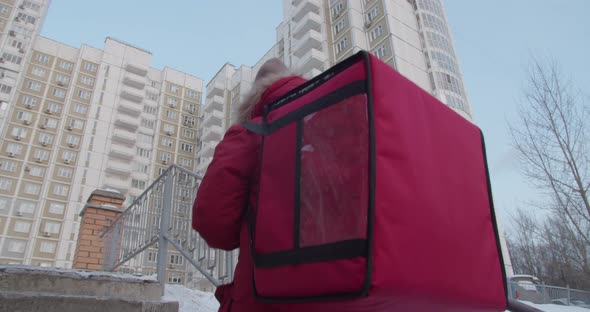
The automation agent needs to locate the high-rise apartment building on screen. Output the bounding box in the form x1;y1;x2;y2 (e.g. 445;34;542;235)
198;0;472;172
0;36;203;267
0;0;50;134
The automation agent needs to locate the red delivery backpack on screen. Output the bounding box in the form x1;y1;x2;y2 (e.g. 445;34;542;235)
242;51;507;311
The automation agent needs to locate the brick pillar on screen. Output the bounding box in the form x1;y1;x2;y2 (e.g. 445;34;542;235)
73;189;126;270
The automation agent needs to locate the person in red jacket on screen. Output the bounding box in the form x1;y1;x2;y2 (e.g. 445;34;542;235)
192;58;306;312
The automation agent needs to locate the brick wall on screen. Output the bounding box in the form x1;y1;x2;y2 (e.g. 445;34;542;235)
73;190;125;270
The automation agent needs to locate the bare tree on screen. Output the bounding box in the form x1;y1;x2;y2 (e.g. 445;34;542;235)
508;59;590;289
510;59;589;243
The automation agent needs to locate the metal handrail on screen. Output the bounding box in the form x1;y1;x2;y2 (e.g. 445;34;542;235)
100;164;236;292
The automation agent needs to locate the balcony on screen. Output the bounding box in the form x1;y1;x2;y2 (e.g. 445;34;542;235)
297;48;327;75
105;160;131;177
206;79;225;99
123;72;146;90
114;113;140;131
120;89;144;103
117;100;142;117
293;11;322;39
292;0;321;22
112;129;137;146
200;141;218;159
125;63;148;76
201;125;224;142
103;178;129;193
202;110;224;128
204;96;224;113
293;29;323;57
109;143;135;161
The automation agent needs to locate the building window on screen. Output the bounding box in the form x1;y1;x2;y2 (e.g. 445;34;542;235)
58;60;73;71
73;103;89;115
367;5;379;22
44;221;61;234
46;102;62;114
183;116;196;128
35;53;50;65
136;148;151;158
180;143;194;153
168;275;182;284
62;150;77;163
68;118;84;130
169;84;179;93
41;117;58;129
48;203;65;215
148;251;156;262
161;137;173;147
38;133;54;146
186;89;200;100
131;179;146;189
182;129;195;139
16;110;32;123
179;157;193;167
27;80;42;92
16;12;36;24
55;73;70;85
7;240;26;253
24;182;41;195
40;241;57;254
11;127;27;139
33;149;49;161
185;103;197;114
65;134;80;146
332;2;344;17
160;152;172;163
0;83;12;94
83;61;98;73
165;109;177;120
79;74;94;87
167;97;179;108
0;160;17;172
141;119;155;128
336;37;348;54
369;25;383;42
22;95;38;108
52;88;66;99
151;80;161;89
0;4;8;14
17;200;35;215
78;89;92;100
7;143;23;156
143;105;157;115
133;163;149;174
170;254;183;265
57;167;73;178
2;52;22;65
146;91;159;102
334;19;345;34
8;38;25;50
28;166;45;177
137;133;153;145
53;184;69;197
0;178;12;191
163;124;175;135
372;44;387;59
23;1;42;12
14;221;31;233
31;66;46;77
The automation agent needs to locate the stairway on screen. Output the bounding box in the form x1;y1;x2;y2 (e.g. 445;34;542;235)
0;265;178;312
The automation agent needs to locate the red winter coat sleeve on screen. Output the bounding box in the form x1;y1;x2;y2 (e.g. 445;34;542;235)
192;125;258;251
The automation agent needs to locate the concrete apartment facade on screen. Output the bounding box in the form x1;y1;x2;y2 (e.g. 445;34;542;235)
0;34;203;268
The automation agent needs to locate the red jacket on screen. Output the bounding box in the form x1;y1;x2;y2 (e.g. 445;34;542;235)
193;76;307;312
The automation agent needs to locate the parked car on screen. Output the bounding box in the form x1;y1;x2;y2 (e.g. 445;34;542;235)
509;275;543;304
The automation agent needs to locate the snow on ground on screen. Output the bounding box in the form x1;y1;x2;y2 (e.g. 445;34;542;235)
519;301;589;312
0;264;157;282
163;284;219;312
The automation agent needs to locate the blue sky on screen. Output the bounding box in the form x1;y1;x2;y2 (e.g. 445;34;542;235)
41;1;589;229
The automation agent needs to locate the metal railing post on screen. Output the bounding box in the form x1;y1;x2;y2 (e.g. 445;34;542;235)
157;173;174;294
106;222;120;271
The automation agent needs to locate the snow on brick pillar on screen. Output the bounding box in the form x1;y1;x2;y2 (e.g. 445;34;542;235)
73;189;126;270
